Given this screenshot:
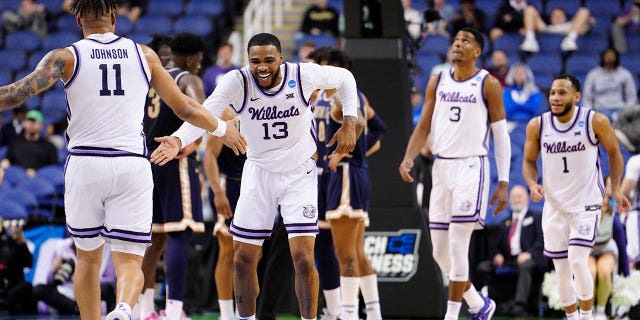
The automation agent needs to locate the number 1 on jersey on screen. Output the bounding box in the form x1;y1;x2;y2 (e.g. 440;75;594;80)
562;156;569;173
99;64;125;96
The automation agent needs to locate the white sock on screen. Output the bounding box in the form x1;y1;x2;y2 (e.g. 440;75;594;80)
323;288;341;317
132;294;142;318
219;299;234;320
463;285;485;312
580;308;593;320
165;299;183;319
116;302;132;314
595;305;606;314
239;315;255;320
566;310;580;320
340;277;360;320
444;300;462;320
567;31;578;41
359;274;382;320
526;30;535;40
140;288;155;316
301;318;317;320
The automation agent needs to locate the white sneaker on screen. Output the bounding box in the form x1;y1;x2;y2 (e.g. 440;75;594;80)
594;310;607;320
520;37;540;52
320;307;339;320
561;36;578;51
106;307;132;320
158;309;191;320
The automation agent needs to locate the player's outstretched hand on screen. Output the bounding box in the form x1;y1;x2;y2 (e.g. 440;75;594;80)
612;191;631;213
328;116;356;154
175;141;199;160
328;153;352;173
398;158;415;183
529;184;544;203
219;118;247;156
214;192;233;219
491;181;508;215
151;136;181;166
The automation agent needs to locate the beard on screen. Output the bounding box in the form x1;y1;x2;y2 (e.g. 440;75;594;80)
551;101;573;117
254;66;281;90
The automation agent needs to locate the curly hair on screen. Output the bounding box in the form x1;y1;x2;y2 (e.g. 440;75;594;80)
69;0;117;19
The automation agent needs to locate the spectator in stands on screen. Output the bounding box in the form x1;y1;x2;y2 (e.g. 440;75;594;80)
611;0;640;54
613;105;640;154
0;106;27;147
1;0;47;39
116;0;148;23
589;178;631;320
430;46;453;75
300;0;340;37
33;238;116;315
485;50;510;87
503;63;543;122
520;6;594;52
583;48;637;121
293;41;316;63
403;0;425;44
1;110;58;177
425;0;455;37
476;185;545;317
202;42;240;96
490;0;528;41
0;218;35;315
450;0;487;35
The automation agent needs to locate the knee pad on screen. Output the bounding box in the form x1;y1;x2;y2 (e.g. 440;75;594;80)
73;236;105;252
430;230;450;276
448;223;474;282
553;258;578;307
569;246;594;301
110;239;148;256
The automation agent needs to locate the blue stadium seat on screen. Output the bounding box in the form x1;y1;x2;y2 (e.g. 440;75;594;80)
415;52;442;74
3;166;28;187
146;0;183;17
40;0;63;16
626;35;640;54
0;0;20;12
36;165;64;194
41;91;66;112
57;148;68;166
135;16;173;35
128;33;153;45
475;0;500;23
493;34;524;54
174;16;213;37
22;94;41;110
537;34;564;53
591;14;614;35
576;34;608;54
586;0;622;17
0;200;27;220
0;182;10;194
185;0;224;17
526;53;561;75
0;49;27;72
0;189;37;214
16;178;55;205
329;0;343;12
0;71;11;85
411;0;427;12
545;0;581;15
56;14;80;31
115;15;134;35
5;31;41;52
42;32;79;51
535;73;555;91
0;146;6;159
295;34;337;50
566;53;599;74
621;53;640;74
418;35;449;56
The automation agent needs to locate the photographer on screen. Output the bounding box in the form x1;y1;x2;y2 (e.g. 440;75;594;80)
0;218;35;315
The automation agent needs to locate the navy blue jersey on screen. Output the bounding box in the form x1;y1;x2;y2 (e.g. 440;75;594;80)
143;88;161;137
218;145;246;179
314;91;333;169
145;68;190;151
327;91;367;168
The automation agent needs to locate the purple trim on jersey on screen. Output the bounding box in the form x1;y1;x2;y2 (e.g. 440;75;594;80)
132;40;150;89
310;119;317;142
585;109;598;146
475;156;485;214
296;63;309;106
429;222;449;230
285;222;319;234
251;63;289;98
66;224;102;238
70;146;146;158
480;74;489;109
451;213;481;223
434;154;460;160
544;249;568;259
63;155;69;177
86;36;122;44
448;68;483;83
64;45;81;89
596;157;605;197
229;222;272;239
538;115;544;145
550;107;582;133
568;239;595;248
65;98;72;119
101;228;151;243
482;121;490;153
235;70;248;114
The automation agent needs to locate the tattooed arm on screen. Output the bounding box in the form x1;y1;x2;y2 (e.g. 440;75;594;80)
0;49;74;111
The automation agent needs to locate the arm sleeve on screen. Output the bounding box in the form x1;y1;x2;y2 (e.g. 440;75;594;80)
173;70;245;146
491;119;511;182
300;63;358;118
365;113;387;150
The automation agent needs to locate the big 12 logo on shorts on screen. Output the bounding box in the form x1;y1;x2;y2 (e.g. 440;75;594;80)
364;229;421;282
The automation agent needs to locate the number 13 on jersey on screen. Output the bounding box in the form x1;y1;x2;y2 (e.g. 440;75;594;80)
262;122;289;140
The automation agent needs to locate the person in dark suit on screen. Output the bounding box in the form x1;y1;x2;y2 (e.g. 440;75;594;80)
477;184;545;316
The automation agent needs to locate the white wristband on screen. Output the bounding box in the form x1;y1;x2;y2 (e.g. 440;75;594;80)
210;117;227;137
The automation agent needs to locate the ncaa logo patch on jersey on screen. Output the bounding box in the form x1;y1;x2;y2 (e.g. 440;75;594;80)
288;80;296;88
459;200;473;212
303;205;317;218
578;224;591;236
578;120;585;127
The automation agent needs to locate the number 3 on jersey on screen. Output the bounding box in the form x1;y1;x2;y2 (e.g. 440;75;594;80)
262;122;288;140
99;64;125;96
450;106;461;122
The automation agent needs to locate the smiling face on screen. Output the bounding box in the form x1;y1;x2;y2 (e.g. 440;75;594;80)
248;44;284;89
548;78;580;118
451;31;481;64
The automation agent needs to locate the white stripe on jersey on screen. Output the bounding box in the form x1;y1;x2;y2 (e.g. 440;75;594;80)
540;107;604;212
238;62;315;172
65;32;151;155
430;68;490;158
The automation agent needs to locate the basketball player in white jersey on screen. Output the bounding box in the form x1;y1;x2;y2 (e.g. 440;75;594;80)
399;28;511;320
0;1;247;319
522;74;630;320
151;33;358;320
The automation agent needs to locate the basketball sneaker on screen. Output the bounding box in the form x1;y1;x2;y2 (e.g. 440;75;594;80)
141;311;158;320
470;296;496;320
158;309;191;320
106;305;132;320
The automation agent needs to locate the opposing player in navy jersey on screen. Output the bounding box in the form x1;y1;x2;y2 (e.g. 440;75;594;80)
203;108;247;320
523;74;630;320
139;32;208;320
142;34;172;137
0;1;246;319
399;28;510;320
151;33;358;320
322;49;387;320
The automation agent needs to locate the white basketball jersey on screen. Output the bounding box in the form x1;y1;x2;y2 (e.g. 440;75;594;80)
540;107;604;212
235;62;315;172
430;69;490;158
64;33;151;156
